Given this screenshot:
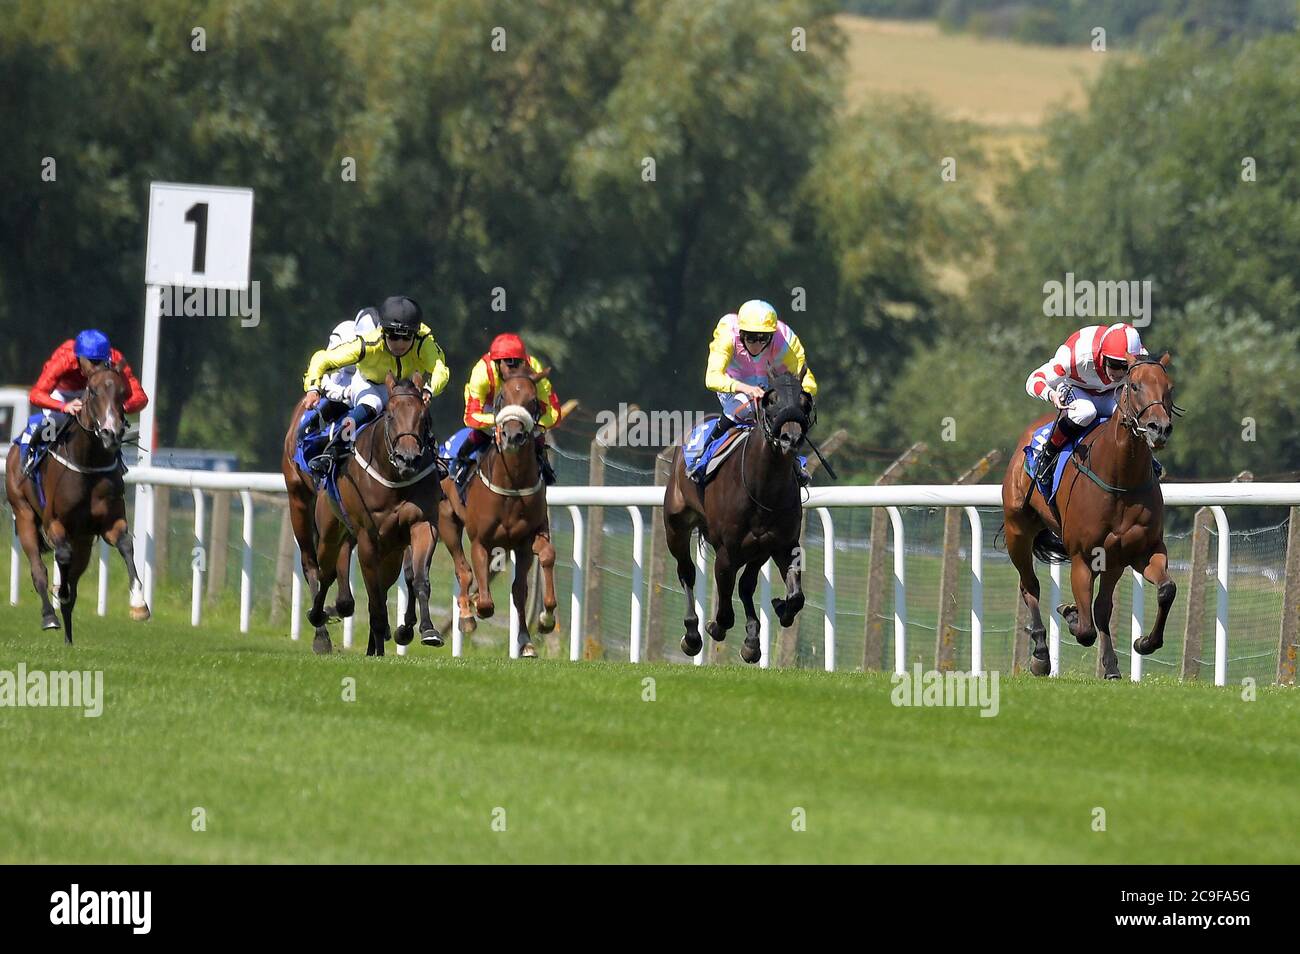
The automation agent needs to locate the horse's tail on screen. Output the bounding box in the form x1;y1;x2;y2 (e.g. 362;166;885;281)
1032;529;1070;564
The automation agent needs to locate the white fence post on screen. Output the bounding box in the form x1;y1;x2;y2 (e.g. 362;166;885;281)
693;534;707;667
1130;568;1144;682
97;538;110;616
451;573;463;657
964;507;983;675
1210;506;1231;687
886;506;906;674
9;525;19;606
290;554;302;641
759;561;772;669
238;490;254;633
508;550;519;659
191;489;205;627
567;505;584;661
627;506;644;663
1049;561;1062;677
816;508;836;672
396;572;408;657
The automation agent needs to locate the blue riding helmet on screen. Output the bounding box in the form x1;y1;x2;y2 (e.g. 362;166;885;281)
74;329;112;363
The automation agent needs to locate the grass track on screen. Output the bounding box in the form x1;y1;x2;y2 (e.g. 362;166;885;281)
1;600;1297;864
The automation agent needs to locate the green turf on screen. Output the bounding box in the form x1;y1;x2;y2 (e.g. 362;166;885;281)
2;598;1297;864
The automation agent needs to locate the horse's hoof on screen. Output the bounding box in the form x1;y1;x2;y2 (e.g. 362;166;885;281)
324;603;341;622
520;643;537;658
1029;655;1052;677
129;604;151;622
741;638;762;665
459;615;477;635
537;609;556;634
312;634;333;655
1075;630;1097;648
1103;671;1122;681
421;627;444;648
476;603;495;620
1133;637;1160;657
335;599;355;619
706;620;727;642
41;614;60;631
681;633;703;656
394;624;414;646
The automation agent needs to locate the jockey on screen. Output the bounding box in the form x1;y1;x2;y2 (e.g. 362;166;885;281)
702;299;818;484
452;332;561;486
296;307;379;439
1026;322;1148;482
20;329;148;476
301;296;449;477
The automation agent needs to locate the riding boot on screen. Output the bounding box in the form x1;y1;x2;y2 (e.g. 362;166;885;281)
1035;416;1085;484
706;414;736;445
308;404;374;478
536;435;556;486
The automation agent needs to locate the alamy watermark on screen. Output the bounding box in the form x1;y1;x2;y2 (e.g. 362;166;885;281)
890;663;1000;718
0;664;103;717
1042;272;1151;327
158;280;261;327
595;403;713;447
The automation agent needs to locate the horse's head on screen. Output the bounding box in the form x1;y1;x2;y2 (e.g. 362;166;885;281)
760;365;813;456
82;364;128;451
383;372;431;478
1121;353;1180;451
495;366;547;453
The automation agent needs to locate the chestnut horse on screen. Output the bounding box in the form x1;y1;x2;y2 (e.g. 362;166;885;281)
436;367;558;658
1002;354;1181;679
662;368;817;665
4;365;150;643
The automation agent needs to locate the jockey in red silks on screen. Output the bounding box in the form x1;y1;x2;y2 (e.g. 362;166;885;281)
20;329;148;475
1026;322;1147;482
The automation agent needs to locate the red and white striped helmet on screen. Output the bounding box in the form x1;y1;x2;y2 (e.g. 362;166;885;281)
1100;323;1144;363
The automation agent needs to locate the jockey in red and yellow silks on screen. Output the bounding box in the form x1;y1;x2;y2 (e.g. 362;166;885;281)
1027;322;1148;481
451;333;561;486
700;299;817;484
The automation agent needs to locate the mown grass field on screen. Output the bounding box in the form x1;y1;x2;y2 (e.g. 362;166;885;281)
2;596;1297;864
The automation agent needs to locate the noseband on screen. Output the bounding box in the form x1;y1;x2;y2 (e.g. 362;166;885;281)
381;385;430;468
1115;358;1185;439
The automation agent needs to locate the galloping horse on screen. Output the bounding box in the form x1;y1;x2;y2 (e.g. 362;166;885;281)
663;368;815;665
4;364;150;643
1002;354;1181;679
297;373;443;656
436;367;558;658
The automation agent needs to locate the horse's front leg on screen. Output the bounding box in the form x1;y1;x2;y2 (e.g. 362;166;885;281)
1092;565;1124;680
470;537;495;619
770;542;804;628
103;517;150;621
706;548;737;644
55;535;91;646
357;536;392;658
1134;545;1176;657
410;522;442;647
12;501;58;629
737;560;763;665
532;532;558;634
1058;553;1098;648
512;544;536;658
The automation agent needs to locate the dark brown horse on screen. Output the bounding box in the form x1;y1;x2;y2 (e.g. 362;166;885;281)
1002;354;1180;679
436;367;558;658
663;368;815;665
4;365;149;643
294;373;443;656
282;396;356;647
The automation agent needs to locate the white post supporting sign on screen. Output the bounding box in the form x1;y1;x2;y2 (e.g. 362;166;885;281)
135;183;253;606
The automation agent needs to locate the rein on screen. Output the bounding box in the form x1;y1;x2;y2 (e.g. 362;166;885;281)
739;395;806;513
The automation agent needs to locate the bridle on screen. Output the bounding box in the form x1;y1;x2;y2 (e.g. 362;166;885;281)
740;377;814;512
74;366;125;446
378;382;432;472
1114;358;1185;440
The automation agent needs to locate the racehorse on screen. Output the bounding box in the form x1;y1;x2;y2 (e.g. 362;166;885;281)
1002;354;1181;679
299;373;443;656
4;364;150;643
662;368;815;665
436;367;558;658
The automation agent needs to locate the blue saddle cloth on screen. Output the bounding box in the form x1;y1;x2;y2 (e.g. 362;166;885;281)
683;419;743;481
293;417;376;513
1023;417;1106;502
437;427;483;465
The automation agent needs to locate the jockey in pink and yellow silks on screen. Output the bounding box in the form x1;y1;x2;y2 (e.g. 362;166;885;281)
702;299;818;483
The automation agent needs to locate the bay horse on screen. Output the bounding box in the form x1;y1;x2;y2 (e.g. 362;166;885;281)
663;368;815;665
282;396;357;650
1002;354;1180;679
299;373;443;656
4;364;150;643
436;367;558;658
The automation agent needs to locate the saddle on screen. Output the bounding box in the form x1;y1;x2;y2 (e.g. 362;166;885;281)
683;418;749;486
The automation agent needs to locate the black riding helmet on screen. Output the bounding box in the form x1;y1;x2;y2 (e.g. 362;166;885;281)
379;296;422;337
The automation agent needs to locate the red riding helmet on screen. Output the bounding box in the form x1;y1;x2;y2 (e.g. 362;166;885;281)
488;333;528;361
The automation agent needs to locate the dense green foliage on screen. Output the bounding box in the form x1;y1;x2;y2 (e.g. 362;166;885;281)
1;2;1298;482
